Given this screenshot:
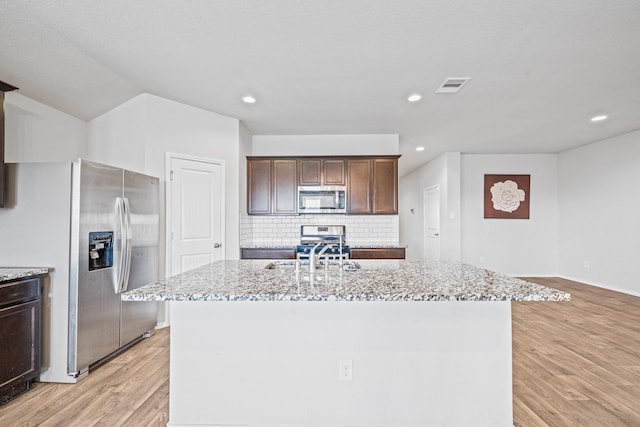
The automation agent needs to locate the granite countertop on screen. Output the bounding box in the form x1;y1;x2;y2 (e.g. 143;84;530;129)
122;260;570;303
0;268;49;283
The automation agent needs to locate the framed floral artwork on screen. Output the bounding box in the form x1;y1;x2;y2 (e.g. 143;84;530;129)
484;174;530;219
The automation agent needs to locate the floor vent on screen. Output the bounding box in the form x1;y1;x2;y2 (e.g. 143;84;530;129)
435;77;470;93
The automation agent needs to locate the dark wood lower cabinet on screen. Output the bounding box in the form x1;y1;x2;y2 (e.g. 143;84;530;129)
0;276;42;405
350;248;406;259
241;248;296;259
241;247;406;260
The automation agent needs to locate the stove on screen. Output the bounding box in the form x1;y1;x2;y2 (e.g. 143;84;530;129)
296;225;349;259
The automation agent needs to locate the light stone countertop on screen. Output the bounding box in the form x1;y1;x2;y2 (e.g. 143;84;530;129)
0;267;49;283
122;260;570;302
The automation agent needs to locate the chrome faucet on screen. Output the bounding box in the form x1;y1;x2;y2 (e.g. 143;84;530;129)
309;242;334;272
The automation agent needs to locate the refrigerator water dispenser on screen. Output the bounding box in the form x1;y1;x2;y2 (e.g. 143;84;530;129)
88;231;113;271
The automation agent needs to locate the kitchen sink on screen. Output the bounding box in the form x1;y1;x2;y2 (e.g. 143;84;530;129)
264;260;361;271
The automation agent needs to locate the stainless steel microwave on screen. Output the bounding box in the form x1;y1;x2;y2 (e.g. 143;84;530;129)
298;186;346;214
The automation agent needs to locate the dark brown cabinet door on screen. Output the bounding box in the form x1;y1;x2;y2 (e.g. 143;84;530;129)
298;159;322;185
372;158;398;214
0;92;5;208
323;159;345;185
0;276;41;403
273;160;297;214
347;159;372;214
1;82;19;209
247;159;272;214
299;159;345;186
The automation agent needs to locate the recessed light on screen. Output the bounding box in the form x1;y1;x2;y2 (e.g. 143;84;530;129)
415;146;425;152
242;95;257;104
407;94;422;102
590;115;608;122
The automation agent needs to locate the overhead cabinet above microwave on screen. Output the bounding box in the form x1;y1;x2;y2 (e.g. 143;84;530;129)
247;155;399;216
298;159;345;186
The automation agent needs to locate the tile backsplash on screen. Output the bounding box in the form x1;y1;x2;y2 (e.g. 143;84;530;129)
240;214;399;247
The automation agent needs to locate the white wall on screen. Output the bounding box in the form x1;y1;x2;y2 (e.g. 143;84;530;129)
252;134;399;156
0;162;76;383
399;152;461;261
558;130;640;296
238;122;253;215
4;92;86;162
87;94;241;265
85;94;146;171
461;154;558;276
238;122;253;246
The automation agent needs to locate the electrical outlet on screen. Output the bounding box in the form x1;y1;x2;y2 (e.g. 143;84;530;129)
339;359;352;381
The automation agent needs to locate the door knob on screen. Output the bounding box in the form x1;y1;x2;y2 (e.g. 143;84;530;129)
214;243;222;248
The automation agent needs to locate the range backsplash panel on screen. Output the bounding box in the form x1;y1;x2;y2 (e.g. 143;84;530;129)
241;214;399;247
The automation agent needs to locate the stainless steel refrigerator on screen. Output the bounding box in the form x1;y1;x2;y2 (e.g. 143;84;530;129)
0;159;159;382
67;159;159;378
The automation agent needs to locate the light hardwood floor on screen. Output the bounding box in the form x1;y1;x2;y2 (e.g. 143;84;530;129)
513;277;640;426
0;327;169;427
1;278;639;426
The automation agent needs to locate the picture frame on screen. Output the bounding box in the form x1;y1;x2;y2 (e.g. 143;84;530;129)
484;174;530;219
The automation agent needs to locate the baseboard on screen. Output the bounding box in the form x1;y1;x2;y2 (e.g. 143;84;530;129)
512;273;558;278
557;275;640;298
156;322;170;329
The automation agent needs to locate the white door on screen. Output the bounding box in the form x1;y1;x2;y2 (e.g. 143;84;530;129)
424;186;441;260
169;156;225;276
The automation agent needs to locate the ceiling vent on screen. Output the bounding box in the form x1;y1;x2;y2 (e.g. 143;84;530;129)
435;77;470;94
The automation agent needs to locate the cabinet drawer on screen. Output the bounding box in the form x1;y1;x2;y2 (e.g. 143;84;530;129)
241;248;296;260
0;278;41;308
350;248;406;259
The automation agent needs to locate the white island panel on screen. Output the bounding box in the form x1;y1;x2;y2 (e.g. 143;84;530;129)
169;300;513;427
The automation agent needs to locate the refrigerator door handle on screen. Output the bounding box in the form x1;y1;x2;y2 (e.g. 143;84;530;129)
115;197;127;293
120;197;133;292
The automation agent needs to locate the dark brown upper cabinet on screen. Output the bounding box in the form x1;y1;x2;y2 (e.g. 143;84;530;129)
298;158;345;186
346;159;372;214
1;80;19;209
347;156;399;215
247;158;297;215
372;157;398;214
272;159;297;214
248;155;399;216
247;159;272;214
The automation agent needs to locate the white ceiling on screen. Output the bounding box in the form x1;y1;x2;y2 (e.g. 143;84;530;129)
1;0;639;176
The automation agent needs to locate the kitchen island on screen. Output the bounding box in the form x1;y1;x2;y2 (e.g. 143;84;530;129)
123;260;569;427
